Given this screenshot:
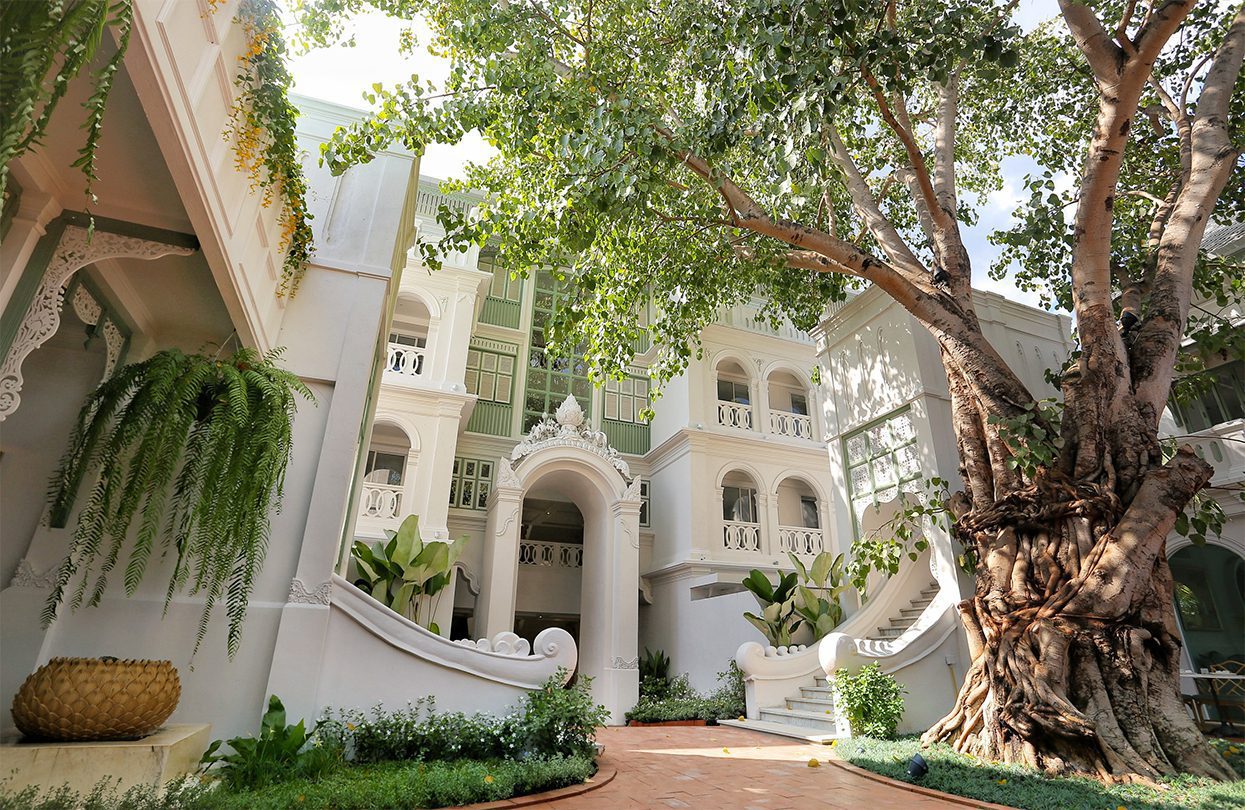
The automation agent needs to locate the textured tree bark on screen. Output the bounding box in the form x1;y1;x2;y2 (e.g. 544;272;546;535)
921;442;1237;781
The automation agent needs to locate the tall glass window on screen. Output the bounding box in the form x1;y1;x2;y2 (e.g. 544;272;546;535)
449;457;494;510
844;408;921;534
524;269;591;430
722;486;758;523
479;250;522;303
466;348;515;404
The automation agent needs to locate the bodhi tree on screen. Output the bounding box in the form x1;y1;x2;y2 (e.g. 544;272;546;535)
297;0;1244;782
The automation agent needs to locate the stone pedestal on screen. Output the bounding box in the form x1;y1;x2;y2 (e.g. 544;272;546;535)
0;723;211;796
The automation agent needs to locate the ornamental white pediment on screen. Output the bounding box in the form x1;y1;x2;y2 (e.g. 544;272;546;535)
510;394;631;480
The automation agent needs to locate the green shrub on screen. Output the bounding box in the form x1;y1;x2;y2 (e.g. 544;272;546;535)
335;671;605;764
832;664;905;739
639;648;671;698
0;755;596;810
625;662;746;723
201;695;342;790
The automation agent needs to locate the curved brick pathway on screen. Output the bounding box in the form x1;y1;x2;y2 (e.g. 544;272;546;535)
523;725;979;809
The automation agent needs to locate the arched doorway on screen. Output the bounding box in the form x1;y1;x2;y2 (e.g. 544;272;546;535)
475;396;642;722
514;497;584;647
1170;544;1245;672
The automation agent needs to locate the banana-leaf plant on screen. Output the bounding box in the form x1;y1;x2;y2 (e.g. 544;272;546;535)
350;514;467;635
788;551;849;641
741;569;802;647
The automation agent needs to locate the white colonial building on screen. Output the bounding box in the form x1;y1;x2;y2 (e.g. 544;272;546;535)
2;0;1240;750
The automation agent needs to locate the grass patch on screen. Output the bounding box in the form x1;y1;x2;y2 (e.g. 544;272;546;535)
833;736;1245;810
0;754;596;810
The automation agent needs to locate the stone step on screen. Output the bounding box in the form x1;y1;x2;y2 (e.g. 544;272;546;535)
758;707;841;733
718;718;844;744
899;606;926;617
785;697;836;714
888;615;918;627
814;676;828;687
873;627;905;639
920;584;939;597
800;686;834;699
908;597;933;609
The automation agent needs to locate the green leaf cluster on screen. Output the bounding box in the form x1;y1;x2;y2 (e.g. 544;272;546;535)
1;0;133;204
788;551;849;640
201;695;341;791
43;347;314;657
741;569;802;647
350;514;468;633
831;663;906;739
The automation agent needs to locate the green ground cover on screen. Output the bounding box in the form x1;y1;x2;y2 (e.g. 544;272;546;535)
834;736;1245;810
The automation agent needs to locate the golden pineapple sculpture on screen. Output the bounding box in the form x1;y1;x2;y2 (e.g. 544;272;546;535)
11;657;180;741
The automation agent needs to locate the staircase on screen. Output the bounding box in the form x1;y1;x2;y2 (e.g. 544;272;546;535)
720;674;844;743
867;580;938;640
726;580;943;743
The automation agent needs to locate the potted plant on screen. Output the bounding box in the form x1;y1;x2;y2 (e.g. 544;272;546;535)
42;347;313;656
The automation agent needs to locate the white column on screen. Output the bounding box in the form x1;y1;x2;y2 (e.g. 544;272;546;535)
751;378;766;433
477;485;523;639
590;498;641;724
759;491;779;561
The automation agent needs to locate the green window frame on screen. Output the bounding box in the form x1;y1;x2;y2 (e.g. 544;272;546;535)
466;348;515;404
524;268;591;430
479;250;522;303
844;408;921;536
1169;359;1245;432
449;457;493;510
603;375;649;423
639;478;651;527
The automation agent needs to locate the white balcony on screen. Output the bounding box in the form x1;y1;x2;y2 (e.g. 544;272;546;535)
723;520;762;552
359;482;403;520
769;411;813;440
519;540;584;568
385;342;426;378
778;526;825;557
718;400;754;430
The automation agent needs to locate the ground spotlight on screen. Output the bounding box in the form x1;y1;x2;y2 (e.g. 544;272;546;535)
907;753;929;781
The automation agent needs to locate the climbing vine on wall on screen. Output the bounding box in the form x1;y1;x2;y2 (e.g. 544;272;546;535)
224;0;315;296
0;0;134;204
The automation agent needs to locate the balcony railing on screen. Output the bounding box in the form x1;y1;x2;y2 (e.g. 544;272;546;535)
480;296;522;329
723;520;761;552
602;418;651;455
519;540;584;568
386;343;426;377
778;526;825;557
717;400;754;430
360;483;403;520
769;411;814;440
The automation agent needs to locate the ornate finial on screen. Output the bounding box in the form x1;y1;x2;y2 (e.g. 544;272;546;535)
555;394;584;428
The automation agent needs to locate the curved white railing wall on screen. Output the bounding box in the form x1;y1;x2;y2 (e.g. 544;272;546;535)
316;575;577;717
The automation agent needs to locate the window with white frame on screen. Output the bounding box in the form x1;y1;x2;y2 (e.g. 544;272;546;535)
364;450;405;486
466;348;515;404
449;457;494;510
604;375;649;423
844;408;921;533
717;379;750;404
722;485;758;523
639;478;651;527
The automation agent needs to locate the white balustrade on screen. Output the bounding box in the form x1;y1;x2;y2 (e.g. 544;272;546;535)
723;520;762;552
778;525;825;556
769;410;813;439
386;342;426;377
717;400;754;430
360;483;403;519
518;540;584;568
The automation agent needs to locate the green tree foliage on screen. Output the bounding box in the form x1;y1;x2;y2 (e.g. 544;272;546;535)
43;347;313;656
1;0;133;202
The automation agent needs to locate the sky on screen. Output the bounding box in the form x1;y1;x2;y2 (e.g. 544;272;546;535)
287;1;1063;311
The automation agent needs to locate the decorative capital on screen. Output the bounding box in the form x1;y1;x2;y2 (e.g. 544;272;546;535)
287;578;332;605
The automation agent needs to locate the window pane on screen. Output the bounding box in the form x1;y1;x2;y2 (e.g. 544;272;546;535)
497;376;512;403
482;353;497;372
790;394;809;415
480;374;495;401
605;392;618;420
717;379;732;401
465;369;479;394
800;497;819;529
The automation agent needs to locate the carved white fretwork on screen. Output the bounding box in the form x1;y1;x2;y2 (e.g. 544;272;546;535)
101;318;124;379
511;394;631;479
70;284;102;326
495;457;522;489
0;225;194;420
9;558;57;590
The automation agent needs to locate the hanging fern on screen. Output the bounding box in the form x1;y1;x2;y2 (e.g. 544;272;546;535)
42;347;314;657
1;0;134;202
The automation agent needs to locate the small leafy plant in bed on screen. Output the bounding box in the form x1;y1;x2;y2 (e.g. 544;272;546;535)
0;671;607;810
833;736;1245;810
626;658;746;725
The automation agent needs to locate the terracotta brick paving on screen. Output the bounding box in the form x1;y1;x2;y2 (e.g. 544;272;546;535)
515;725;982;809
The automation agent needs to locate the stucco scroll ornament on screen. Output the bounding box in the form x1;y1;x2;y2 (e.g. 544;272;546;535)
625;475;643;502
495;456;522;489
456;631;531;656
9;558;58;590
609;656;640;670
510;394;631;479
287;578;332;605
0;225;194;421
497;506;520;537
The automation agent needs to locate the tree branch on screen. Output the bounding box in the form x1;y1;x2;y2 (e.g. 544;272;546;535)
1060;0;1127;81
